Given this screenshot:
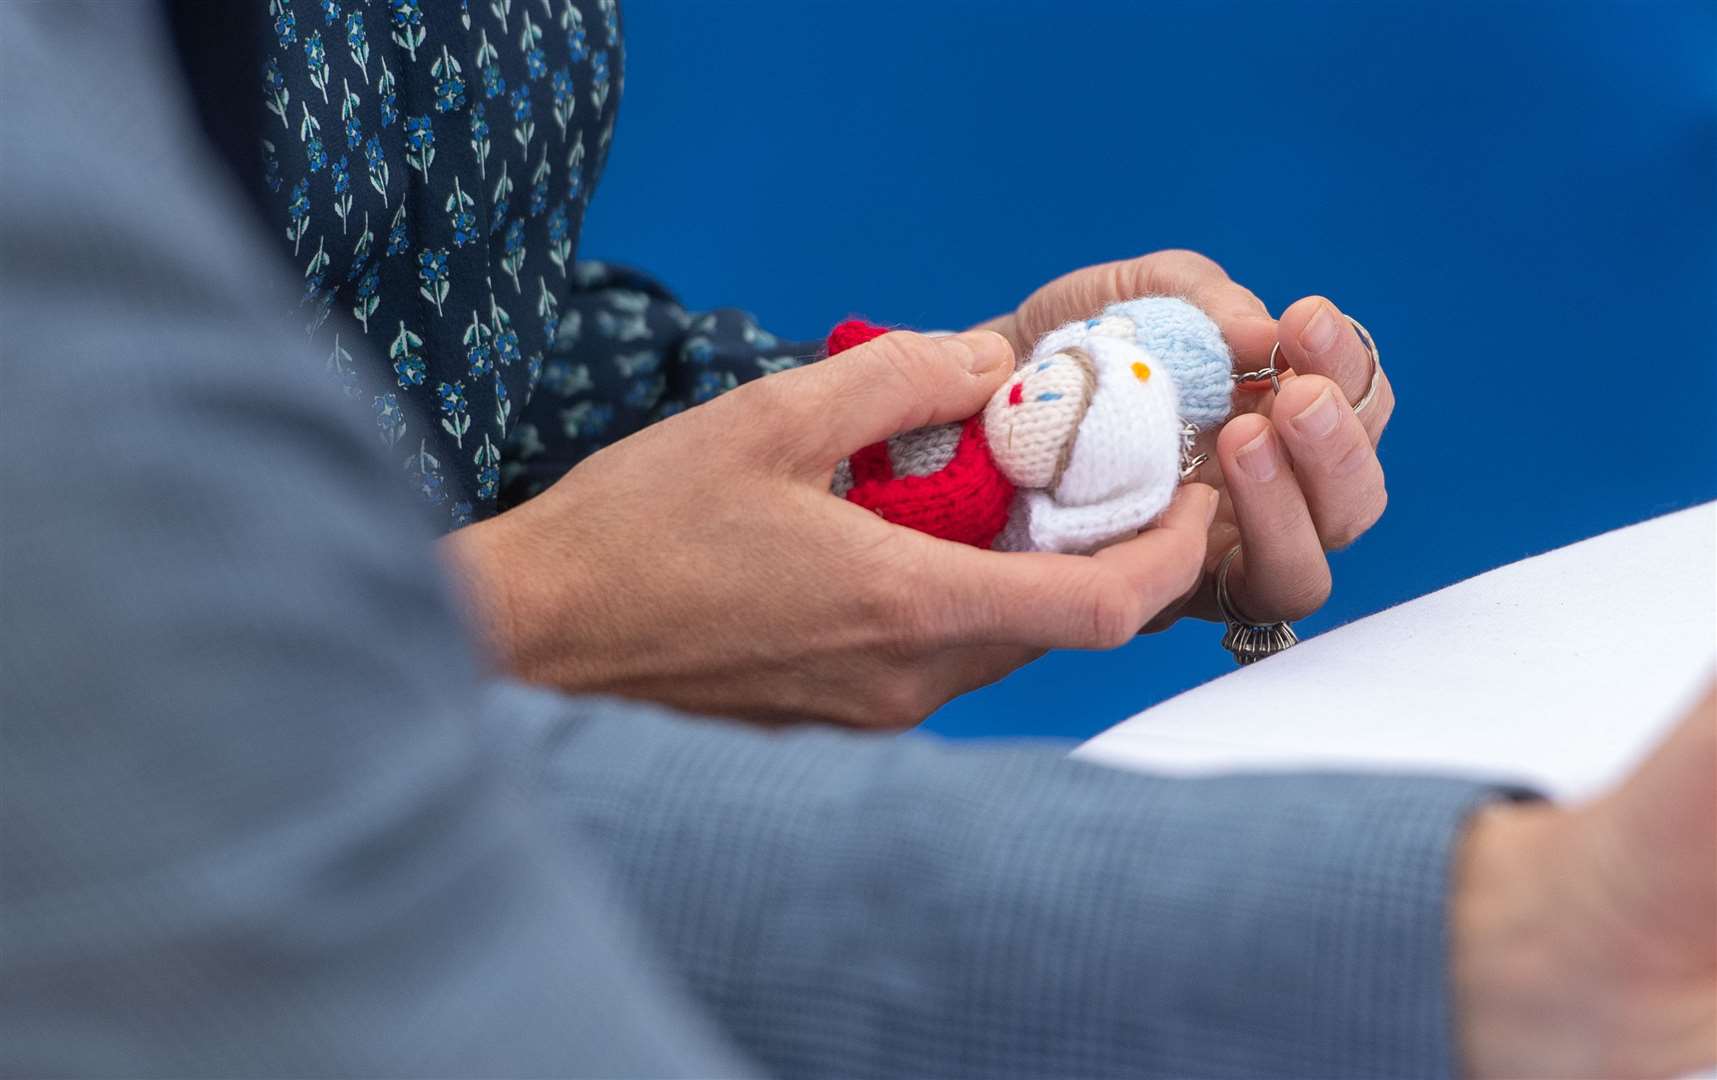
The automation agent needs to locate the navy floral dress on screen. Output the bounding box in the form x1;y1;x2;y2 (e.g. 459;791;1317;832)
245;0;814;530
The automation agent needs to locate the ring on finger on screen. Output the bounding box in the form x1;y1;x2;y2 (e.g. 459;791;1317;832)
1346;316;1383;417
1215;544;1299;666
1263;315;1384;417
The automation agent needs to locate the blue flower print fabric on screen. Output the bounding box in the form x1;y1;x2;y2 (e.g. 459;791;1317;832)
255;0;817;531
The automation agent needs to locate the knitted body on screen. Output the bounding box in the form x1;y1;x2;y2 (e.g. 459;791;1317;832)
829;299;1234;554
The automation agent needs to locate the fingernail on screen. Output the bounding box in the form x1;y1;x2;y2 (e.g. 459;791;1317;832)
1203;486;1220;527
1299;301;1341;356
1291;388;1341;441
1235;428;1279;482
948;331;1011;374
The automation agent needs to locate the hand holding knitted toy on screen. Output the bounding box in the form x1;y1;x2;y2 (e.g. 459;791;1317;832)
974;252;1395;630
448;249;1390;727
448;326;1218;727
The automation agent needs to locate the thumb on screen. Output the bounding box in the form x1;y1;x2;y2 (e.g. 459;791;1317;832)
769;330;1015;472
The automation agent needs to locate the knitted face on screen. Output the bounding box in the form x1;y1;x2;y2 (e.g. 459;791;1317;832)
988;330;1189;554
983;348;1097;490
1045;334;1183;509
824;296;1235;555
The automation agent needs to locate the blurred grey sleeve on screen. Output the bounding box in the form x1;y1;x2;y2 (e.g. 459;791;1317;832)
495;683;1517;1080
0;8;745;1077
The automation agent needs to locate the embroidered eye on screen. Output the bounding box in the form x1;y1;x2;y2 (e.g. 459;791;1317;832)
1035;361;1051;372
1131;361;1152;383
1036;392;1063;402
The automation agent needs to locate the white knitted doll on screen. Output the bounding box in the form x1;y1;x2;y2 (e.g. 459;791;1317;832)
829;297;1238;554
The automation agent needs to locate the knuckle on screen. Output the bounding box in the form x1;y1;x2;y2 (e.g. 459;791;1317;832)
853;549;920;630
1171;535;1208;593
1320;521;1364;552
1324;485;1388;550
893;588;949;652
1275;570;1333;621
1283;372;1340;410
864;333;942;419
873;677;934;728
862;557;954;654
1322;431;1378;482
1131;535;1201;605
1106;252;1228;310
1100;259;1142;309
1153;248;1227;282
731;371;790;425
853;574;904;637
761;382;842;467
867;331;932;380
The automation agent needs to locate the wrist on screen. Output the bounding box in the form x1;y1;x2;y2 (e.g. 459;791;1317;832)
1452;800;1586;1079
438;510;525;669
1452;800;1707;1079
439;496;609;692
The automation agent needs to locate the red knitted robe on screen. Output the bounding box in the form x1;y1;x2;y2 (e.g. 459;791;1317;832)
827;319;1016;549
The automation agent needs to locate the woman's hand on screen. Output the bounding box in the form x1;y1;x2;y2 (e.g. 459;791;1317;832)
444;330;1217;727
977;250;1396;630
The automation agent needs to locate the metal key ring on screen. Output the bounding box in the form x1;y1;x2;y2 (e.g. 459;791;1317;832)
1261;315;1382;416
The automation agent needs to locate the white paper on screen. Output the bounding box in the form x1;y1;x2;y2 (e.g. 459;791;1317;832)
1076;503;1716;801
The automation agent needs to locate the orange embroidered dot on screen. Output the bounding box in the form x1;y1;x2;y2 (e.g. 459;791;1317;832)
1131;361;1152;383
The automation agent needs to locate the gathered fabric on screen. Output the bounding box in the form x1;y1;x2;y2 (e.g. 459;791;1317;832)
235;0;815;530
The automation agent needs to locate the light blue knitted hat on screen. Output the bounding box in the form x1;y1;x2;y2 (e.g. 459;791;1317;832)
1101;296;1233;431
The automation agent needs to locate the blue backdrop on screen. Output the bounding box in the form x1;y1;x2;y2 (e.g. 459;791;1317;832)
581;1;1717;741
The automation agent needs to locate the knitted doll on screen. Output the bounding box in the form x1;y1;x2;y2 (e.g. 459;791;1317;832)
829;297;1243;554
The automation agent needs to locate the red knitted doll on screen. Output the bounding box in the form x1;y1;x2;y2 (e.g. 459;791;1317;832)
826;299;1239;555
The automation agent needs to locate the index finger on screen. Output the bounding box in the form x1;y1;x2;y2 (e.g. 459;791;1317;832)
1126;250;1280;372
1012;251;1280;372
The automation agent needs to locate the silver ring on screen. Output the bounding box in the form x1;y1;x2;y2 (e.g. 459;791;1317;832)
1264;315;1383;417
1215;545;1298;666
1346;316;1383;417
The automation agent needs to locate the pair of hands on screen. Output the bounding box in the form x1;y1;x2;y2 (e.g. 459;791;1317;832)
446;249;1391;726
443;252;1715;1078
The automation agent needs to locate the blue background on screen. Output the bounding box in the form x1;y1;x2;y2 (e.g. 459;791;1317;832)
582;1;1717;742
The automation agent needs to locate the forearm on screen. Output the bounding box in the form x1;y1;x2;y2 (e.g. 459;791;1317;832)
490;682;1517;1080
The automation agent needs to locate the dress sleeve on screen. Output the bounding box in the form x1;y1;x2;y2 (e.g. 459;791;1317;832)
500;260;822;507
492;683;1528;1080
